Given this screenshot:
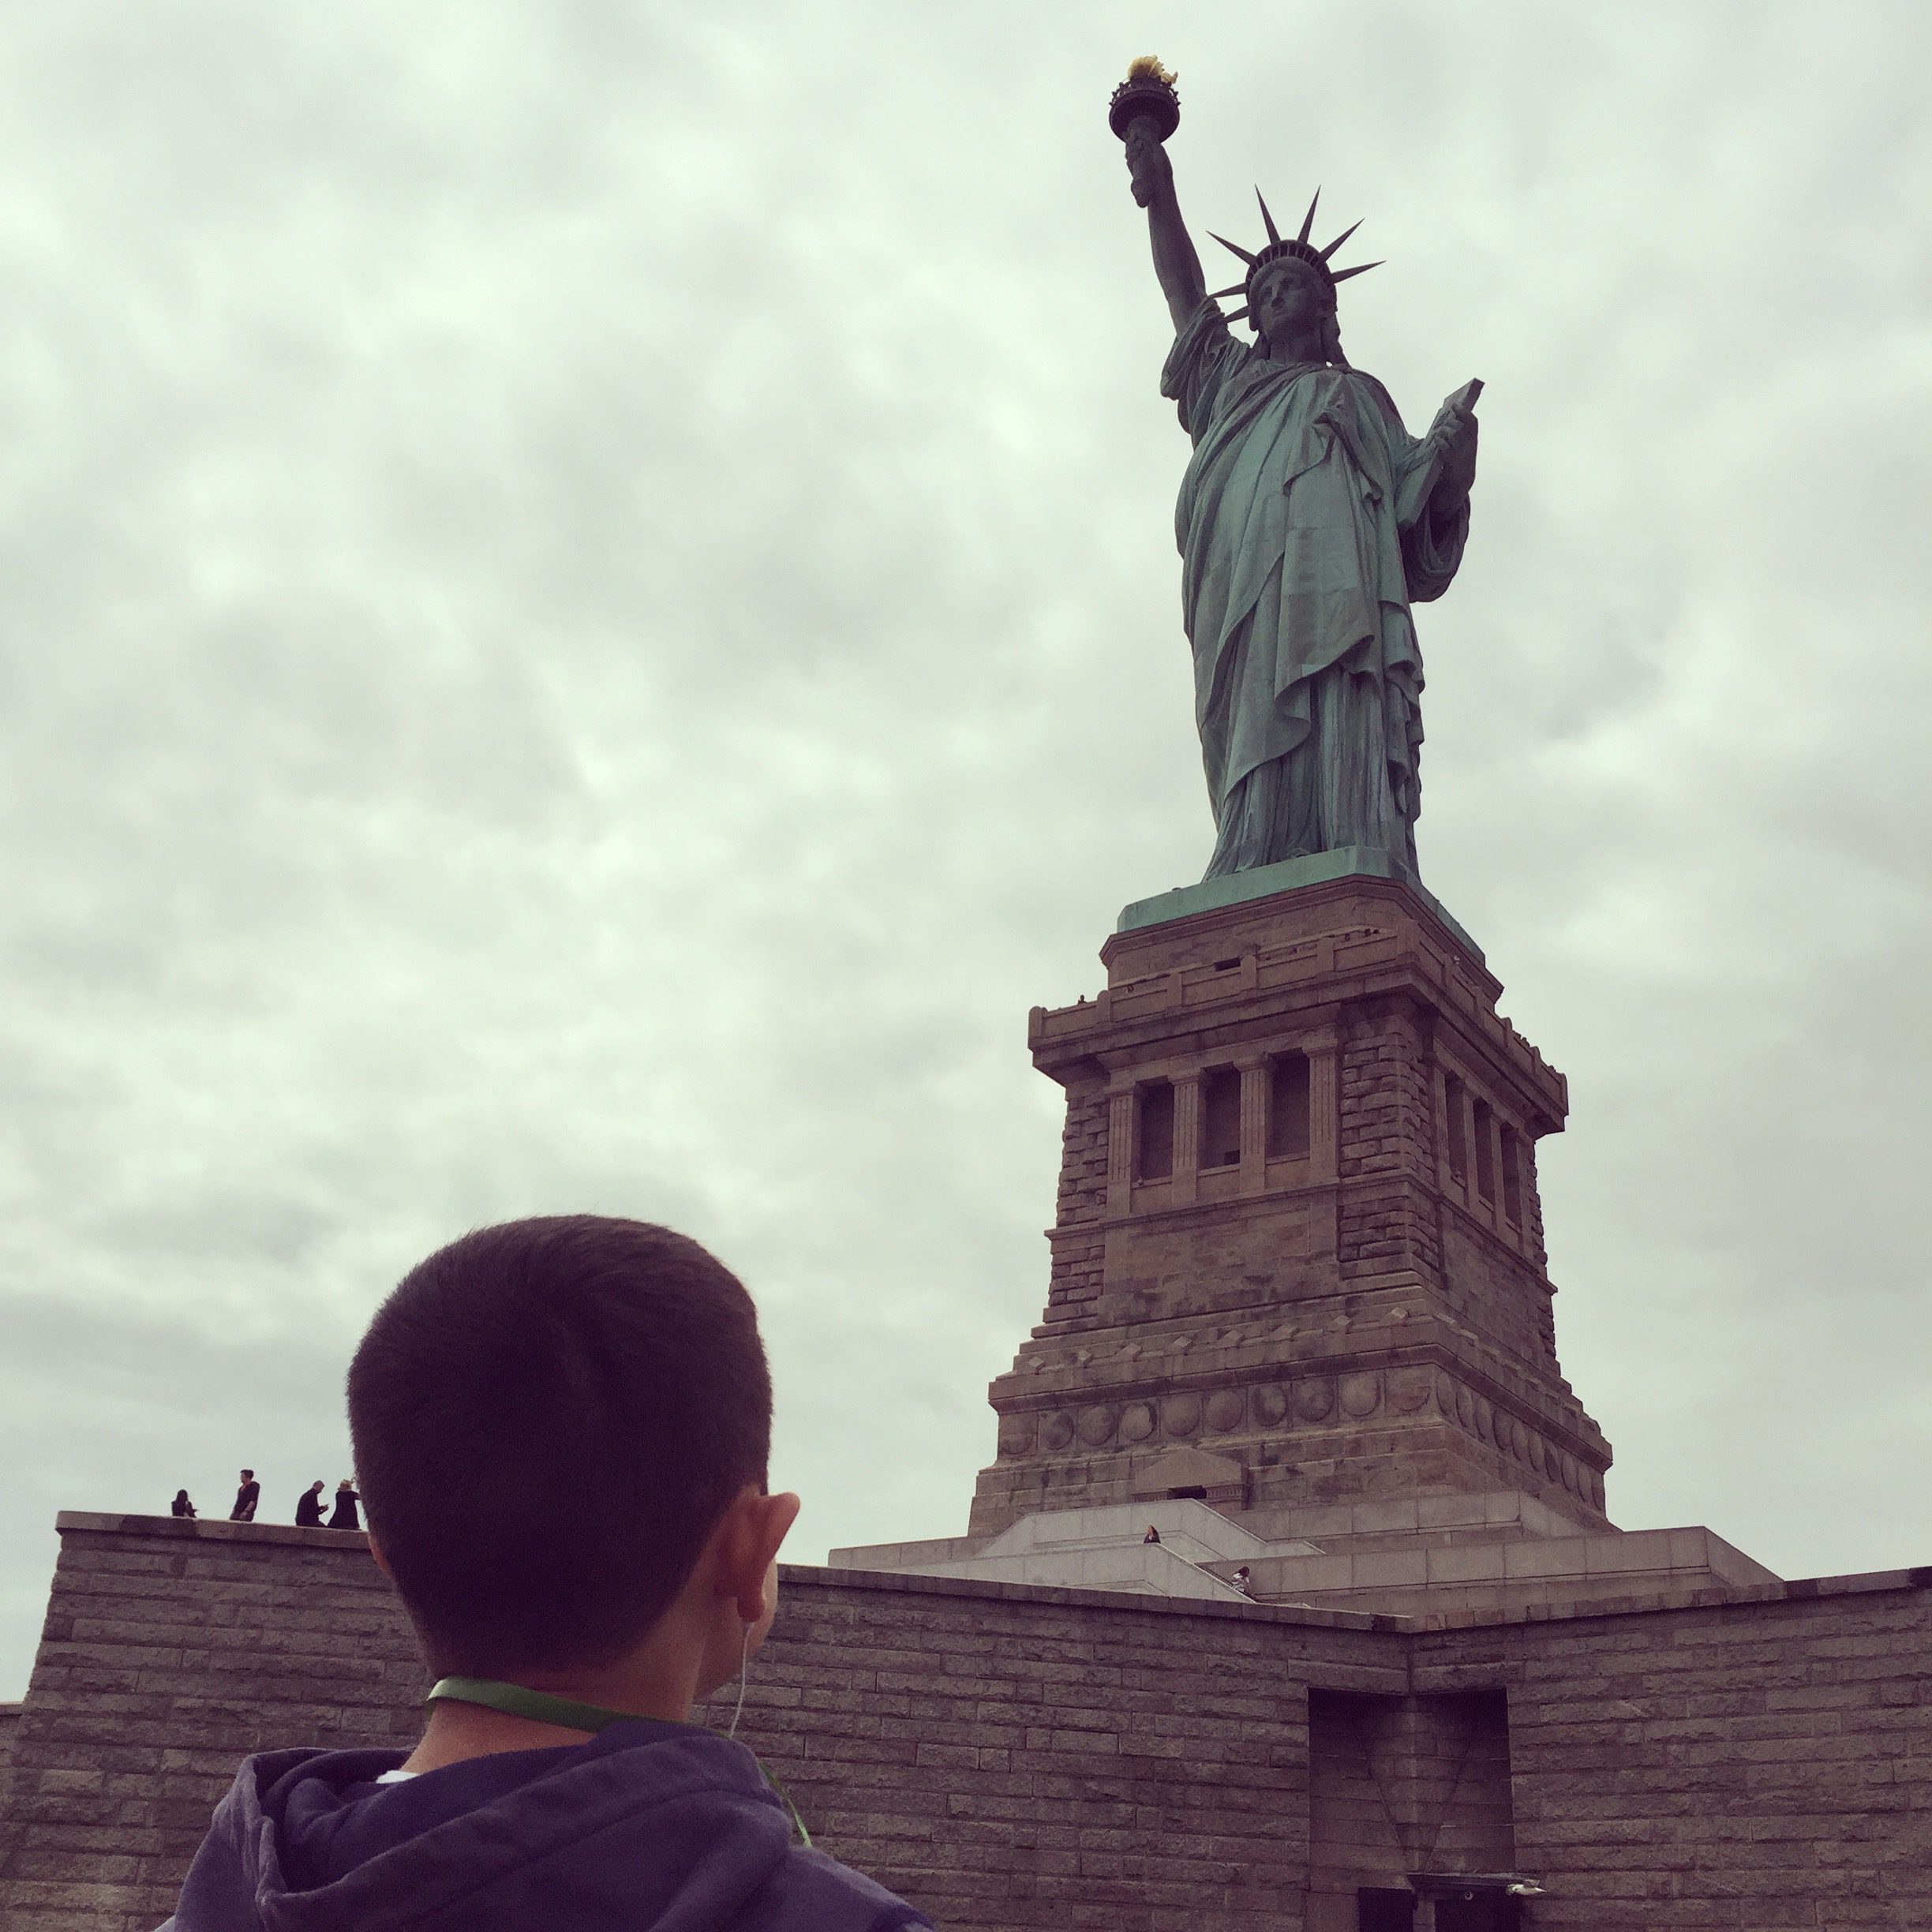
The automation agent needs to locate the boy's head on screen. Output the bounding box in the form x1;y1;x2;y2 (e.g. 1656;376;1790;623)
346;1215;773;1678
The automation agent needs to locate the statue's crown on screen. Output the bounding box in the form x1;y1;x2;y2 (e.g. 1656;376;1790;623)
1208;189;1381;324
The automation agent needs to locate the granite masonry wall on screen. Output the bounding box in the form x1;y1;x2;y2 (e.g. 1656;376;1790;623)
1436;1215;1559;1383
0;1515;1399;1932
1043;1072;1109;1321
1413;1578;1932;1926
1335;1001;1444;1286
2;1515;1928;1930
0;1519;422;1930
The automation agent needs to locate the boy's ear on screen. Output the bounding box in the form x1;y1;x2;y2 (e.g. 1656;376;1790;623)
720;1488;801;1625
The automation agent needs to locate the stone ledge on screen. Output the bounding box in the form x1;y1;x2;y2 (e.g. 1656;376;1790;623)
49;1513;1930;1634
48;1512;1394;1630
785;1561;1406;1631
55;1511;369;1549
1782;1565;1932;1597
794;1554;1931;1637
1112;848;1485;964
1406;1564;1930;1633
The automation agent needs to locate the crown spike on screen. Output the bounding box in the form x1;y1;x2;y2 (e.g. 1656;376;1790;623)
1224;306;1250;324
1208;282;1249;301
1297;189;1320;245
1319;219;1363;261
1208;231;1258;266
1256;189;1280;245
1330;260;1383;283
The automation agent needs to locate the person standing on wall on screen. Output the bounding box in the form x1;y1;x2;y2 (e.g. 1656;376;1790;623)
229;1470;260;1522
327;1480;361;1530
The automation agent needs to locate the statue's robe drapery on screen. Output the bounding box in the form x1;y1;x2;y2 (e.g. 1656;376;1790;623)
1161;298;1469;878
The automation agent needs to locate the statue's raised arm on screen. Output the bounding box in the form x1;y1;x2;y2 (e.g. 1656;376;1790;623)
1107;60;1480;884
1110;60;1205;332
1123;119;1205;331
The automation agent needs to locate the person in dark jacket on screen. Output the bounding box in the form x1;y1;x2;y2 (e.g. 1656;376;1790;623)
227;1470;259;1522
171;1489;196;1519
161;1215;931;1932
294;1481;327;1527
326;1479;361;1530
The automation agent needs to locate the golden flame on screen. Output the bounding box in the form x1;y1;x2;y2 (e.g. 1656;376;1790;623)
1125;55;1177;87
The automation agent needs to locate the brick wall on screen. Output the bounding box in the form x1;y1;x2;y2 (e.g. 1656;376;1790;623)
1336;995;1571;1410
1337;999;1447;1308
1044;1073;1109;1320
0;1518;421;1930
1414;1574;1932;1929
698;1567;1403;1932
0;1515;1404;1932
1436;1217;1556;1376
1338;1002;1438;1196
4;1516;1928;1930
1518;1139;1549;1278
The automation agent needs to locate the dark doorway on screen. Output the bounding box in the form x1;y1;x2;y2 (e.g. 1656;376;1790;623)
1357;1890;1415;1932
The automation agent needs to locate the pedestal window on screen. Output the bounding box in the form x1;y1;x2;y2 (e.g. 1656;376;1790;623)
1200;1066;1242;1168
1135;1080;1175;1181
1500;1126;1524;1224
1444;1073;1469;1183
1266;1051;1312;1159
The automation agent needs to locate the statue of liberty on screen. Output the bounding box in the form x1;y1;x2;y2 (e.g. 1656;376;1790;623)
1114;63;1481;881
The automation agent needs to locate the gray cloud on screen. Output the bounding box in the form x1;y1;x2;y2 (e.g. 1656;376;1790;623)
2;0;1930;1691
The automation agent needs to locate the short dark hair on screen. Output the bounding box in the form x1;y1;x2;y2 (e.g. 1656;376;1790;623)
240;1470;253;1480
346;1215;772;1676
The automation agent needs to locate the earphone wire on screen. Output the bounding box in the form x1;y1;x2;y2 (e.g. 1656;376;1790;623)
726;1619;751;1739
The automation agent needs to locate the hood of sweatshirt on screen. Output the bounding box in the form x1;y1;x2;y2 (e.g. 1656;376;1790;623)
160;1720;927;1932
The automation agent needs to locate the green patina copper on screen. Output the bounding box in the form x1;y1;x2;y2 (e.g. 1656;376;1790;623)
1120;92;1481;883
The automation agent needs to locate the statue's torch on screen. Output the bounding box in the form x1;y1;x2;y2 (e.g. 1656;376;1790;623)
1108;57;1180;207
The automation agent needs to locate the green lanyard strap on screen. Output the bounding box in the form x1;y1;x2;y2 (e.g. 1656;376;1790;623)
425;1676;812;1848
429;1676;645;1735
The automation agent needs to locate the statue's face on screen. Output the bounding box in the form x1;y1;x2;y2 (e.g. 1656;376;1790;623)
1251;259;1328;343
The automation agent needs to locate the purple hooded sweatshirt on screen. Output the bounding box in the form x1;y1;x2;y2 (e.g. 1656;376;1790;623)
159;1720;930;1932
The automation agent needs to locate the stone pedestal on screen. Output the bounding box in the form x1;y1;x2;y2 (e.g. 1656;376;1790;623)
968;856;1612;1539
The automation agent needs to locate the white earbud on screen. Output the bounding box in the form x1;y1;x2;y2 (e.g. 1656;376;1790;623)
726;1617;754;1739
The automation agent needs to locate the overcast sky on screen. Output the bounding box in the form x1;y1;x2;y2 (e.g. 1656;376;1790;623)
2;2;1928;1698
